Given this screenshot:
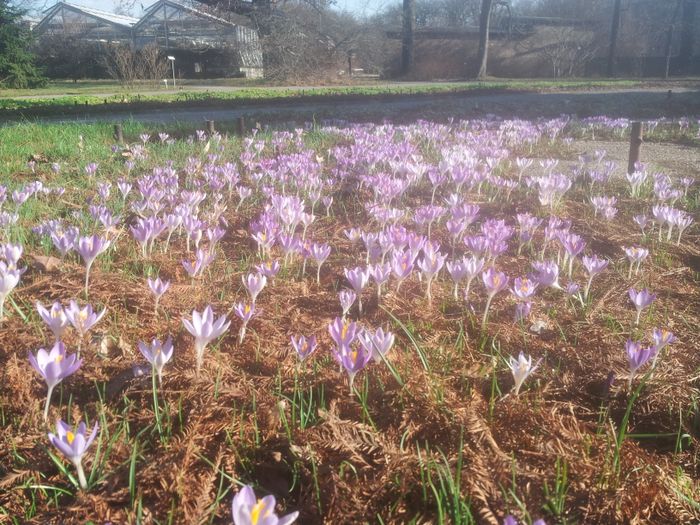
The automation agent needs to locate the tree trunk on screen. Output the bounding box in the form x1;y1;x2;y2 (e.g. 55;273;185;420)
679;0;697;72
476;0;494;79
606;0;622;77
401;0;415;76
665;0;684;79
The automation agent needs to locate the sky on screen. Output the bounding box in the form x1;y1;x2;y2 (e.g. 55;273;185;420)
335;0;390;16
34;0;392;16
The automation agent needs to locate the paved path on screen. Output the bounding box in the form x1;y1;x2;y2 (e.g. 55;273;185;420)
3;87;699;126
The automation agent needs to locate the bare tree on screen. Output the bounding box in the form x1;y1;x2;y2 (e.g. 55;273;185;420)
137;42;169;85
256;2;369;82
401;0;415;75
102;44;140;88
536;27;600;77
679;0;698;72
663;0;684;79
606;0;622;76
475;0;494;79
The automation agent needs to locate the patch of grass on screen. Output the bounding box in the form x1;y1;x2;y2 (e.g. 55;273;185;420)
0;78;647;112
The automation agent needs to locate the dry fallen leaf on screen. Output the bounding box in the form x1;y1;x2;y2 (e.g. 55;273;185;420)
29;254;62;272
29;153;49;163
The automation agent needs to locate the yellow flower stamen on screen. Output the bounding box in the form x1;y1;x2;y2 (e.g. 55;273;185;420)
250;499;267;525
66;431;75;444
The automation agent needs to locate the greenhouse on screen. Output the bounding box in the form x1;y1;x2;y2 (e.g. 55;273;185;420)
33;2;138;43
33;0;264;78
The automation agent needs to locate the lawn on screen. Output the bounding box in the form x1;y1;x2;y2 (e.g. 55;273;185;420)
0;114;698;524
0;78;653;112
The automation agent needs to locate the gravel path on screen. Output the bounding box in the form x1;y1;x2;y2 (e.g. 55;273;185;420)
3;87;699;126
575;139;700;179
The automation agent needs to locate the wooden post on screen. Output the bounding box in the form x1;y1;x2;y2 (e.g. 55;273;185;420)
628;121;643;174
236;117;246;136
113;124;124;144
206;119;215;135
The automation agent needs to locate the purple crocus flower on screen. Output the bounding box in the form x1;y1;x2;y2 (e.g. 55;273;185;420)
322;195;333;215
369;262;391;300
138;337;174;384
344;266;370;313
236;186;252;211
117;180;132;201
309;242;331;284
234;302;256;344
511;277;538;301
516;212;542;252
530;260;561;290
514;302;532;323
417;244;446;304
559;232;586;277
182;305;230;374
358;327;395;364
338;289;356;318
633;214;649;234
75;235;111;297
65;301;106;357
164;213;182;250
332;342;372;393
626;339;655;390
36;301;70;341
582;255;608;299
182;248;215;279
256;260;281;280
504;516;546;525
231;484;299;525
291;335;317;362
84;162;98;177
130;219;155;258
51;227;78;258
652;327;676;353
481;267;509;330
462;255;485;303
328;317;357;349
628;288;655;326
623;246;649;278
1;242;22;264
344;228;362;243
446;260;468;300
147;277;170;315
508;352;541;396
391;249;414;292
651;327;676;368
0;262;21;322
565;281;582;298
29;341;82;421
48;419;98;490
243;273;267;304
